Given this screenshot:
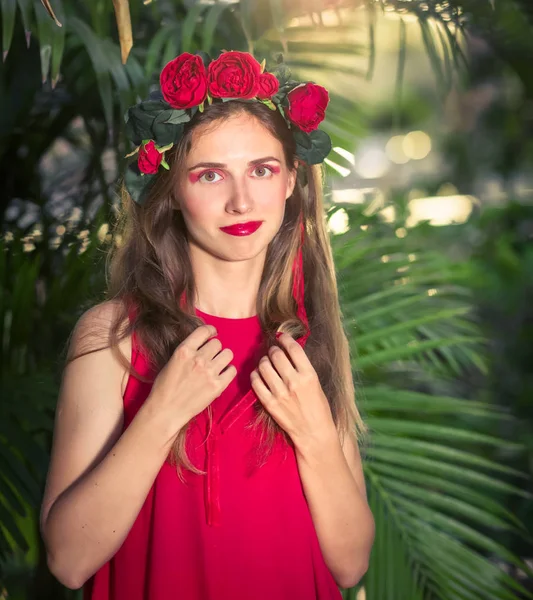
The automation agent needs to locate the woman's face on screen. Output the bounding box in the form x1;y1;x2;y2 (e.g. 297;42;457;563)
177;112;297;263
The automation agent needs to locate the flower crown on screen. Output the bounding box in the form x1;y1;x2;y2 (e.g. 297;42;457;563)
123;50;332;205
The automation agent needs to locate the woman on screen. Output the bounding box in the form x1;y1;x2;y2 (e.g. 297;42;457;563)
40;50;375;599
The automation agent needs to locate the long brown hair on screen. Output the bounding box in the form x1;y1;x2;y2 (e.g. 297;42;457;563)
69;99;367;478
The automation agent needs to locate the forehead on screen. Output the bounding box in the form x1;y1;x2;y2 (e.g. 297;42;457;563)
187;113;284;162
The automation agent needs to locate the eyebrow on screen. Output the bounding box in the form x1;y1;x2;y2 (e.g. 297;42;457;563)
187;156;281;171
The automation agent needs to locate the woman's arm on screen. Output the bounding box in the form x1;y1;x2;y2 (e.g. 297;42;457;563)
40;302;179;590
250;332;375;589
293;427;375;589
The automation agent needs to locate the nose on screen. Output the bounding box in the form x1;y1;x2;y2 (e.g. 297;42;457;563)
225;177;253;215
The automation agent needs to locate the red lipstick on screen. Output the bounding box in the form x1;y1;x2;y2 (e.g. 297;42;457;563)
220;221;263;236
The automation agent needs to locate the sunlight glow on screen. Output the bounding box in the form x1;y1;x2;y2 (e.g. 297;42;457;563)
355;148;390;179
97;223;109;243
385;135;409;164
325;158;351;177
406;195;476;227
395;227;407;238
327;208;350;235
331;188;365;204
379;205;396;223
333;146;356;165
403;130;432;160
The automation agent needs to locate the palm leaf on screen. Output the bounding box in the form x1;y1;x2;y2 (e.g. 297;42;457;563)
330;208;532;599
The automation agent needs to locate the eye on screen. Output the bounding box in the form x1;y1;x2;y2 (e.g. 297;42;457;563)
252;165;274;178
199;170;223;183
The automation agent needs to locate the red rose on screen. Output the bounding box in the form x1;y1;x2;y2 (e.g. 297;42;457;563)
208;51;261;99
138;141;162;174
286;83;330;133
257;72;279;99
160;53;208;109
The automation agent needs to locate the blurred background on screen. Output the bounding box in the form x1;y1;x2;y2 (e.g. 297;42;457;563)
1;0;532;598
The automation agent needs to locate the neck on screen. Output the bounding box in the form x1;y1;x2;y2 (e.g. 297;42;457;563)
189;244;265;319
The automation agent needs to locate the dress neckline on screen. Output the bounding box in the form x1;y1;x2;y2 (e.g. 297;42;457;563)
194;307;260;324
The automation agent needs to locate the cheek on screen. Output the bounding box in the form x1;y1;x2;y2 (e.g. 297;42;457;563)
254;177;290;210
178;198;213;236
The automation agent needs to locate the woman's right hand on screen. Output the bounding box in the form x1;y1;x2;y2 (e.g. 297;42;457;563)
146;325;236;434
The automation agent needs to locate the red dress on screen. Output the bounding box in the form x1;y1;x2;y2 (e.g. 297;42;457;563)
83;307;342;599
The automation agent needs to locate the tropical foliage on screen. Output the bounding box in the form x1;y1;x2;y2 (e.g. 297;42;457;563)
1;0;532;598
332;204;532;598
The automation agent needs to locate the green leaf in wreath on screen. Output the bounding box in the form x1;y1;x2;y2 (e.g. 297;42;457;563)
220;97;258;104
163;109;191;125
271;62;292;85
294;129;332;165
124;163;156;206
125;100;170;146
293;129;313;150
196;50;212;69
152;112;185;146
261;99;276;110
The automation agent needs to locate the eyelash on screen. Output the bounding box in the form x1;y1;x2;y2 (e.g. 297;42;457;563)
194;165;278;184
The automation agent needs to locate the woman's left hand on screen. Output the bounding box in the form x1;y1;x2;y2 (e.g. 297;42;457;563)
250;332;335;445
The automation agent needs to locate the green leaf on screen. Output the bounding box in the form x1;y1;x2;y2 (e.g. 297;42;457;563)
0;444;40;503
181;2;210;54
238;0;254;50
1;0;16;60
393;18;407;130
268;0;285;34
293;128;332;164
202;2;234;54
0;499;28;552
125;100;185;147
196;50;212;69
162;27;181;69
373;435;524;477
34;0;55;82
356;306;470;346
371;462;525;529
367;419;524;451
69;17;114;128
124;164;156;206
163;109;191;125
271;62;292;86
356;335;484;368
152;111;185;146
49;0;65;87
100;38;134;100
367;447;529;498
16;0;32;45
365;0;376;80
145;25;176;77
364;387;512;420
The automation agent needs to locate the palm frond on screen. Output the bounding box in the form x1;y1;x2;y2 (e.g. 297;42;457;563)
331;208;532;599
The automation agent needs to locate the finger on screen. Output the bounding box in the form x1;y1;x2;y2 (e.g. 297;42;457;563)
211;347;234;374
220;363;237;384
267;346;296;384
250;369;272;404
185;324;218;351
198;337;223;360
257;356;285;396
277;333;310;372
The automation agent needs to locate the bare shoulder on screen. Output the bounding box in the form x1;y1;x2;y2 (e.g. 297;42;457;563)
40;300;132;533
68;300;132;397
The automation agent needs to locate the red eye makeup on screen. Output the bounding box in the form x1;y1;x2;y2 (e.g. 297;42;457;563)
188;164;282;183
253;164;281;176
188;169;224;184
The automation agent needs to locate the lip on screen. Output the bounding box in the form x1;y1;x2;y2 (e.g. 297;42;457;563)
219;221;263;236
